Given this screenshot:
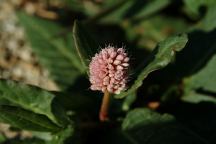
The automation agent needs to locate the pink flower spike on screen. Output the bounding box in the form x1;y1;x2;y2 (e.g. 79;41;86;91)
89;46;129;94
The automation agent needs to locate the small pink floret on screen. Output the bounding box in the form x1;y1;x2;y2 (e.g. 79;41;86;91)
89;46;129;94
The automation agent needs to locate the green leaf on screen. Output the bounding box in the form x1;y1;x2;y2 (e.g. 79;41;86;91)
201;4;216;31
64;0;84;12
86;0;128;23
183;0;215;16
180;30;216;104
31;125;74;144
17;12;82;89
72;20;98;74
183;0;216;31
47;125;73;144
32;131;53;141
130;0;170;21
115;34;188;98
182;92;216;104
187;56;216;92
122;108;208;144
102;0;124;8
98;0;170;23
0;105;60;132
54;77;101;118
0;133;6;143
0;79;64;126
182;55;216;103
122;92;136;111
123;15;189;49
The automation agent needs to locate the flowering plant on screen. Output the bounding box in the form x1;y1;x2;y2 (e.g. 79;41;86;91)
0;0;216;144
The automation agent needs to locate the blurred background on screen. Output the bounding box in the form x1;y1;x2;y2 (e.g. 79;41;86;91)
0;0;216;143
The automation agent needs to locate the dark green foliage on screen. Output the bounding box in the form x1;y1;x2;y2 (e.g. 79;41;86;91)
73;20;98;74
122;108;207;144
0;0;215;143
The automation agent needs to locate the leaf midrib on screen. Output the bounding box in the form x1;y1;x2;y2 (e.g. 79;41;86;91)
0;81;58;125
0;107;60;131
26;18;83;72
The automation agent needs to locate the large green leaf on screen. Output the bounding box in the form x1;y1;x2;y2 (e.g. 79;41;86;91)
0;79;65;126
122;108;207;144
0;105;60;132
187;56;216;92
72;20;98;74
115;34;188;98
17;12;82;89
178;30;216;104
182;54;216;103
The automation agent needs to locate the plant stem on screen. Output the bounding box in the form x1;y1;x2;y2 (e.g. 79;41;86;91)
99;90;111;122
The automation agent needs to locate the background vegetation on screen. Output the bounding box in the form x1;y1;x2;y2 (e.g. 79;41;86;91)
0;0;216;143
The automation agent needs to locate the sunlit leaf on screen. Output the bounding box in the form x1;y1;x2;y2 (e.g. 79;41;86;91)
0;79;67;126
115;34;188;98
0;105;61;132
17;12;82;89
